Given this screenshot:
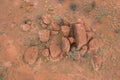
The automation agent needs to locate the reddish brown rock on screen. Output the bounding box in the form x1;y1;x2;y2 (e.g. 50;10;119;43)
63;17;69;25
41;21;47;28
42;48;49;57
49;36;61;58
88;38;99;54
42;15;51;25
51;22;60;31
62;37;70;54
51;31;59;35
21;24;31;32
49;54;63;62
23;46;39;65
61;25;70;37
68;37;75;44
91;55;103;71
87;32;95;40
74;23;87;49
38;29;50;42
79;46;88;56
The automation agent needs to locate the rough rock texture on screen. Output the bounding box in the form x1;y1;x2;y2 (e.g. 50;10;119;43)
68;37;75;44
74;23;87;49
51;22;60;31
61;37;70;54
88;38;99;54
38;29;50;42
51;31;59;35
49;36;61;58
21;24;31;32
91;55;103;71
87;32;95;41
42;15;51;25
23;46;39;65
61;25;70;37
63;17;69;25
42;48;49;57
79;45;88;56
41;21;47;28
21;16;100;63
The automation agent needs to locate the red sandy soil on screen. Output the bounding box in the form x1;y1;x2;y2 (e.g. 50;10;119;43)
0;0;120;80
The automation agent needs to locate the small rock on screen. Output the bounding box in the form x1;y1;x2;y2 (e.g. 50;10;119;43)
49;36;61;58
25;19;32;25
51;22;60;31
21;24;31;32
51;31;59;35
74;23;87;49
42;15;51;25
79;45;88;56
63;17;69;25
88;38;99;54
61;25;70;37
41;21;47;28
68;37;75;44
62;37;70;54
42;48;49;57
23;46;39;65
38;29;50;42
91;55;103;71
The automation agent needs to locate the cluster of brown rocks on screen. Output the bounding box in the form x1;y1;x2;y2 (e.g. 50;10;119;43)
22;15;101;70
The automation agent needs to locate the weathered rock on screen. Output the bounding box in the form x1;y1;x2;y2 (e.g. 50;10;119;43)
49;54;63;62
68;37;75;44
63;17;69;25
61;37;70;54
49;36;61;58
79;45;88;56
88;38;99;54
21;24;31;32
51;31;59;35
87;32;95;41
61;25;70;37
42;15;51;25
23;46;39;65
25;19;32;25
38;29;50;42
42;48;49;57
74;23;87;49
41;21;47;28
91;55;103;71
51;22;60;31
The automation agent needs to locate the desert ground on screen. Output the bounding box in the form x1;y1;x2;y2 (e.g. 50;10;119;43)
0;0;120;80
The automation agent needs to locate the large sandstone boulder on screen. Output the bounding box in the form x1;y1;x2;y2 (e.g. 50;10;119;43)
74;23;87;49
23;46;39;65
49;36;62;58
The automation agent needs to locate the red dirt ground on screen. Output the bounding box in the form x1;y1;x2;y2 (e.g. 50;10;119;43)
0;0;120;80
